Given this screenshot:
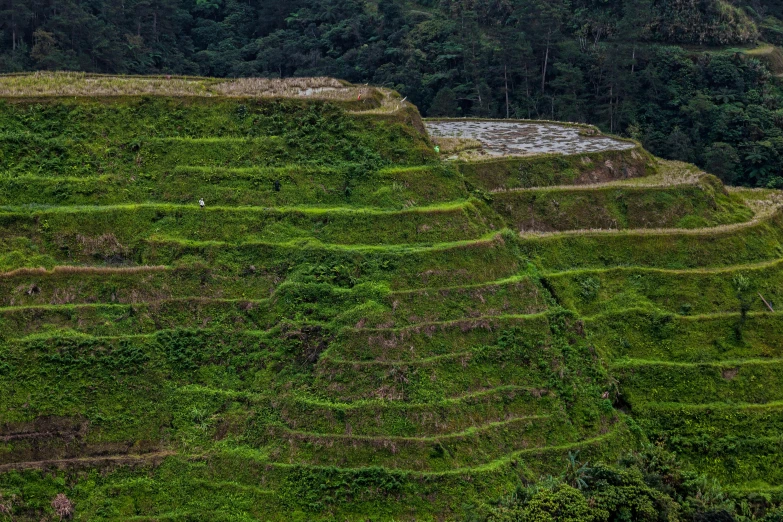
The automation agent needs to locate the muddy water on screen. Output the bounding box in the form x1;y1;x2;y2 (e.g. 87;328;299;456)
298;87;339;96
425;120;635;156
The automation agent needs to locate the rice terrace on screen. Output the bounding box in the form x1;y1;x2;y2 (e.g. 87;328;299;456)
0;72;783;520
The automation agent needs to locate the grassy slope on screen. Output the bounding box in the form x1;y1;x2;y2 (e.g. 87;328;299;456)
0;74;781;520
492;174;753;232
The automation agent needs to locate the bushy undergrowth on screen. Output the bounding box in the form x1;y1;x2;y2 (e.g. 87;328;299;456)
493;175;753;232
0;97;431;176
485;445;783;522
0;88;781;521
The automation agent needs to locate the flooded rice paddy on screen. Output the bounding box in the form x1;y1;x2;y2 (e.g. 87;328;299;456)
425;120;636;157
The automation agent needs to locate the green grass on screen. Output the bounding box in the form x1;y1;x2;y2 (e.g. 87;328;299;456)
256;415;577;472
546;259;783;317
631;401;783;487
0;164;468;208
518;207;783;270
0;200;499;250
587;310;783;362
0;97;432;179
1;77;782;520
613;358;783;404
331;313;553;360
0;425;632;521
0;299;273;339
0;266;274;307
262;385;558;436
457;147;657;190
492;174;753;232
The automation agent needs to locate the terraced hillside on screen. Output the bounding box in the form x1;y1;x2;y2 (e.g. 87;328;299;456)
0;73;781;520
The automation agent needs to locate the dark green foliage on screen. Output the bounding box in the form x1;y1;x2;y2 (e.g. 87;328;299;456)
2;0;782;186
484;444;783;522
158;330;205;372
458;148;657;192
429;88;459;118
0;92;644;521
0;78;781;521
703;143;742;184
519;209;783;271
491;176;753;232
0;98;432;177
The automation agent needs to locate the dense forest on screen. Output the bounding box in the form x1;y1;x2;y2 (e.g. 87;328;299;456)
3;0;783;186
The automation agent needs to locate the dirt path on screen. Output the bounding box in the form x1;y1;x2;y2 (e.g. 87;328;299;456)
0;451;175;472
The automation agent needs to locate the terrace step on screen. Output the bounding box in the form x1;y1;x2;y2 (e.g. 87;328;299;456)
633;400;783;440
259;415;576;472
518;207;783;270
367;276;550;328
454;147;654;191
491;174;752;233
330;314;555;361
656;435;783;488
545;258;783;317
544;257;783;277
254;422;629;476
632;401;783;487
1;135;286;173
175;384;556;437
588;309;783;361
614;358;783;405
313;352;550;402
0;200;499;247
137;233;522;291
0;299;273;339
518;207;777;238
0;232;523;290
112;479;280;522
0;265;275;307
0;164;469;208
0;450;175;472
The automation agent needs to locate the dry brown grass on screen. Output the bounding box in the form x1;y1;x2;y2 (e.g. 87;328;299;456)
728;186;783;213
744;43;783;75
75;233;126;256
347;88;411;114
0;72;211;97
431;137;483;154
0;450;174;472
0;72;415;119
0;72;390;103
0;265;166;279
213;77;352;99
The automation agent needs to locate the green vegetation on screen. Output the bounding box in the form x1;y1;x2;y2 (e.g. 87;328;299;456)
547;260;783;317
493;175;754;232
7;0;783;189
0;74;782;521
458;148;657;192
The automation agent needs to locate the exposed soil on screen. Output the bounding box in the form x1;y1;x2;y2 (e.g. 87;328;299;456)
0;416;164;466
0;451;174;472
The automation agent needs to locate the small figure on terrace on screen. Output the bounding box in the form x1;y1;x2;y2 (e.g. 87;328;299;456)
199;198;205;208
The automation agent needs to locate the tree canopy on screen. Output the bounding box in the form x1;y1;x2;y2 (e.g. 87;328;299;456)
3;0;783;187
